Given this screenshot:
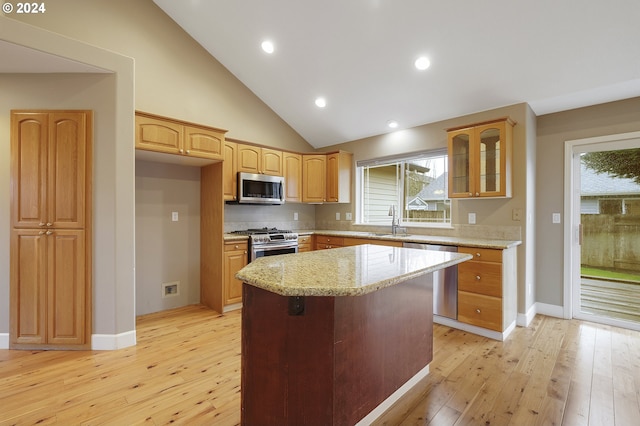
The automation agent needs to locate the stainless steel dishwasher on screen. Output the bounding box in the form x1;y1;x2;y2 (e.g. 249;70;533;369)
403;242;458;319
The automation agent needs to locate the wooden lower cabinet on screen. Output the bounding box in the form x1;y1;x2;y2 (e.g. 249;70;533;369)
456;246;516;334
223;241;248;308
297;234;313;252
343;237;402;247
315;236;343;250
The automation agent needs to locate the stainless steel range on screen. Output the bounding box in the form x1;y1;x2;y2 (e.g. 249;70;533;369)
231;228;298;262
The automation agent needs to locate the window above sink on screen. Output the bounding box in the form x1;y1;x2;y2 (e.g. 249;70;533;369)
355;148;451;228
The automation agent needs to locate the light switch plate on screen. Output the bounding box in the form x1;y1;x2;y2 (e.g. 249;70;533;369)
171;211;179;222
335;212;341;221
468;212;476;224
552;213;561;224
294;212;299;221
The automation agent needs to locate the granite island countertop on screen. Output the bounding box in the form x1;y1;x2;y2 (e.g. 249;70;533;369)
235;244;472;297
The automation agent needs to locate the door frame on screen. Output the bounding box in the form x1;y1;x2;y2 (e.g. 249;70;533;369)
563;131;640;327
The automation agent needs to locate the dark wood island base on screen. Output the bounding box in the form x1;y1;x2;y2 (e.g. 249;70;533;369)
241;274;434;426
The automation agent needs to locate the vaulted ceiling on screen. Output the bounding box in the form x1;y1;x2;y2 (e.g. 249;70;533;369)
153;0;640;147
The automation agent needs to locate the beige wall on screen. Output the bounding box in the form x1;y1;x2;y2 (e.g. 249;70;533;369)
536;97;640;306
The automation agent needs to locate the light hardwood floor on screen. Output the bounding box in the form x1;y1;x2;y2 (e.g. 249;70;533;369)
1;305;639;425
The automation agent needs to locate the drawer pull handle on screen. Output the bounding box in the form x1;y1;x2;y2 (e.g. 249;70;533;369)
235;245;239;249
476;309;481;314
476;275;481;281
475;252;481;257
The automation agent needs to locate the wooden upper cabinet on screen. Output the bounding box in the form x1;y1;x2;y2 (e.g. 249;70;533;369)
135;114;182;154
284;152;302;202
184;125;224;159
326;151;353;203
302;154;326;203
447;117;514;199
262;148;283;176
135;112;226;161
237;144;283;176
223;141;238;201
11;112;88;229
237;144;261;173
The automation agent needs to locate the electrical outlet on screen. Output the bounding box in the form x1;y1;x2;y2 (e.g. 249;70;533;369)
345;212;353;221
294;212;299;221
171;211;179;222
468;212;476;224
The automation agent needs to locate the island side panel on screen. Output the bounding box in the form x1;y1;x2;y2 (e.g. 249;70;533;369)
333;274;434;425
241;285;336;426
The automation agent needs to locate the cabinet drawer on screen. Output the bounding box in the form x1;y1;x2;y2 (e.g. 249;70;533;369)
224;241;248;252
458;261;502;297
458;291;502;331
298;235;313;245
315;243;342;250
458;247;502;263
315;236;344;245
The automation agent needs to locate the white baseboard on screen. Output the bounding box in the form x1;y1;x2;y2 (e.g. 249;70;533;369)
517;304;537;327
355;364;430;426
91;330;136;350
535;302;564;318
0;333;8;349
433;316;515;341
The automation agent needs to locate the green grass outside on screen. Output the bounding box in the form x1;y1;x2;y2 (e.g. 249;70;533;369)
581;266;640;283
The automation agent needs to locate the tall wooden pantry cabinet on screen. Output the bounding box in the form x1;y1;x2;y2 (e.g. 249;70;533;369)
10;111;92;350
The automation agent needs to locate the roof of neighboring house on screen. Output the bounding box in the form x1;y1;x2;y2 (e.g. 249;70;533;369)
408;172;448;203
581;163;640;196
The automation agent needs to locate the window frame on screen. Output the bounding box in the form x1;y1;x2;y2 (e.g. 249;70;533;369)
355;149;452;228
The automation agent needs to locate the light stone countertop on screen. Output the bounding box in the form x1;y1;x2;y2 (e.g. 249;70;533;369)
235;244;473;297
224;230;521;249
301;230;521;249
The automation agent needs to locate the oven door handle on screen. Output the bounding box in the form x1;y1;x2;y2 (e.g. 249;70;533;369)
255;242;299;251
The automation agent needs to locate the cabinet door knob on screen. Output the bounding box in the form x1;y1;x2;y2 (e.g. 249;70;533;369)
39;231;46;235
476;309;481;314
476;275;481;281
46;230;53;236
179;149;184;153
185;150;190;154
46;222;52;227
38;222;45;227
244;251;247;254
475;252;481;257
235;245;239;249
475;192;479;196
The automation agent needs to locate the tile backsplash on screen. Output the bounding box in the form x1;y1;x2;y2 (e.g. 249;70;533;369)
224;203;316;232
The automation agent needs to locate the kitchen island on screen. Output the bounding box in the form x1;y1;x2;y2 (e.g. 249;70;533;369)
236;244;472;426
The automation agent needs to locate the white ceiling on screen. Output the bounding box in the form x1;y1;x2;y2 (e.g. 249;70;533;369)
153;0;640;148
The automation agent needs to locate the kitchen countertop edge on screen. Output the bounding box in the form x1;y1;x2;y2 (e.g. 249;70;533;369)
225;230;521;249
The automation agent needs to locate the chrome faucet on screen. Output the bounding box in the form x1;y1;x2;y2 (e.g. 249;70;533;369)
389;205;399;235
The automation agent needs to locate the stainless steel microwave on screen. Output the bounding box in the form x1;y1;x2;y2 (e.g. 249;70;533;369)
237;172;285;205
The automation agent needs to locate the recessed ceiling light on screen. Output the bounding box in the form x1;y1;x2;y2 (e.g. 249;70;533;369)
387;120;399;129
315;97;327;108
414;56;430;71
261;40;275;54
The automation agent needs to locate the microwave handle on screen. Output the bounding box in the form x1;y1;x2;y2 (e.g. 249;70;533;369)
279;181;284;202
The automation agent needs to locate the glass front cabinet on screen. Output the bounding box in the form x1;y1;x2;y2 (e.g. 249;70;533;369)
447;117;515;198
